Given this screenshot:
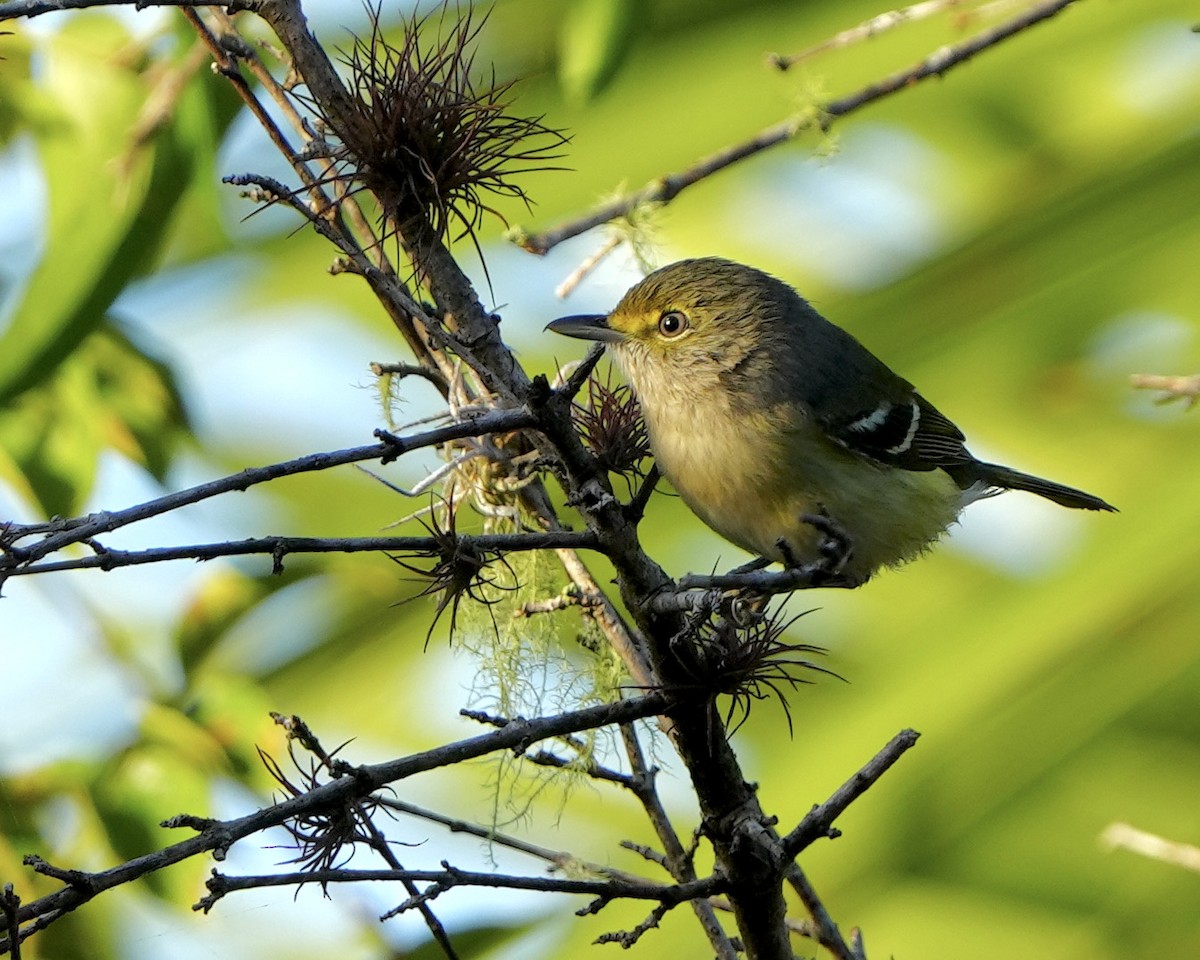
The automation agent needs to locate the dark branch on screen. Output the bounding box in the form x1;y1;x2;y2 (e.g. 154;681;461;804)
8;693;671;941
513;0;1083;255
199;865;716;911
783;729;921;858
4;531;599;578
784;864;859;960
0;407;537;575
822;0;1080;118
0;0;211;17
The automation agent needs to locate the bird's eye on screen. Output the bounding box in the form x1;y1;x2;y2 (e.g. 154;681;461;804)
658;310;689;338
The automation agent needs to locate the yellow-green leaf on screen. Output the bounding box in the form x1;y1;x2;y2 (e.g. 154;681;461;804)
558;0;642;105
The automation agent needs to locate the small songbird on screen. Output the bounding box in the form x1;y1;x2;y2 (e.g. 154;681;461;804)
548;257;1114;586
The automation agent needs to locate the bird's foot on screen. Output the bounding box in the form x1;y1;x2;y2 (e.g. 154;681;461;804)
777;512;861;588
728;555;773;576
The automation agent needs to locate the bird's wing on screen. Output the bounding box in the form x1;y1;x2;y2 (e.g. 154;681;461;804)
776;301;976;477
819;393;974;474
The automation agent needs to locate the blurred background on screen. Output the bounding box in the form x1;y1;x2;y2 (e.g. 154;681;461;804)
1;0;1198;957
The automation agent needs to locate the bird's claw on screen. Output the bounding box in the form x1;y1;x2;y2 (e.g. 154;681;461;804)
778;512;859;587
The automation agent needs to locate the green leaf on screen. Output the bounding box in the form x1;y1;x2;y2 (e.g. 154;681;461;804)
0;16;203;404
92;704;223;902
92;324;190;480
155;18;243;265
0;347;104;517
558;0;642;105
0;322;189;516
185;671;287;785
177;566;315;677
406;921;533;959
0;27;33;147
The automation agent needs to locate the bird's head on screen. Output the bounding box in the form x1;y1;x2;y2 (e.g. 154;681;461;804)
547;258;790;396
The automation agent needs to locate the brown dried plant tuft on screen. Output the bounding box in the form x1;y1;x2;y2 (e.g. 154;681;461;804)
674;601;840;736
325;3;569;257
259;740;391;883
392;501;518;646
572;370;651;479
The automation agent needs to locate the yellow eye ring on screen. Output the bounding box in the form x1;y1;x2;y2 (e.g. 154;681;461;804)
658;310;689;338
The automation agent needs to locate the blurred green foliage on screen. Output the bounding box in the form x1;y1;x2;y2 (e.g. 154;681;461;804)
1;1;1198;958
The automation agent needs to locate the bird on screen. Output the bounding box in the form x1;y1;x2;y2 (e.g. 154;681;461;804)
547;257;1115;586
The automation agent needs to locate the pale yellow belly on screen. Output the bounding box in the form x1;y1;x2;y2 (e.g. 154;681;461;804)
650;408;966;582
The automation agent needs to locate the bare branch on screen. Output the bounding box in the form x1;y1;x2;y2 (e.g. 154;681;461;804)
6;693;671;944
555;235;624;299
593;902;672;948
624;464;661;526
619;724;739;960
1101;822;1200;874
376;796;603;871
0;407;536;576
820;0;1080;116
785;865;860;960
0;0;208;17
768;0;1023;69
199;864;710;911
514;588;604;617
371;361;449;391
0;886;20;960
1130;372;1200;409
783;729;921;857
3;531;599;579
260;715;459;959
514;0;1083;255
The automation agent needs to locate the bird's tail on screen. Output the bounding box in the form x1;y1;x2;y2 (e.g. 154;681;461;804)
974;462;1116;512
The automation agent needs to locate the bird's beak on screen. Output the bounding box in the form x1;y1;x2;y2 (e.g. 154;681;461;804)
545;314;625;343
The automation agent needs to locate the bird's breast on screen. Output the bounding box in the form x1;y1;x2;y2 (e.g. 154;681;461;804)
642;396;799;556
641;389;967;577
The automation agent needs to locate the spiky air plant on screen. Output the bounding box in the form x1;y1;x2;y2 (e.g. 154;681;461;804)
672;601;840;736
572;369;651;480
258;741;390;883
319;4;568;259
392;500;519;646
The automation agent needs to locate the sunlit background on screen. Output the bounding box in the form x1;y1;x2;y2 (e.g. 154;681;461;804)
1;1;1199;957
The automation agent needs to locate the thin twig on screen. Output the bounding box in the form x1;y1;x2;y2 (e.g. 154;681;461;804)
1101;822;1200;874
2;531;599;578
785;864;858;960
372;361;449;391
769;0;1022;69
182;8;444;375
553;545;656;692
0;0;207;15
376;796;613;873
360;815;460;960
619;723;739;960
9;693;672;938
594;902;672;947
1130;372;1200;409
555;234;624;299
199;865;704;907
272;716;460;959
0;407;537;575
783;729;921;857
124;37;210;154
523;746;634;787
514;0;1083;255
559;344;607;401
208;6;399;277
625;464;661;525
514;589;603;616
